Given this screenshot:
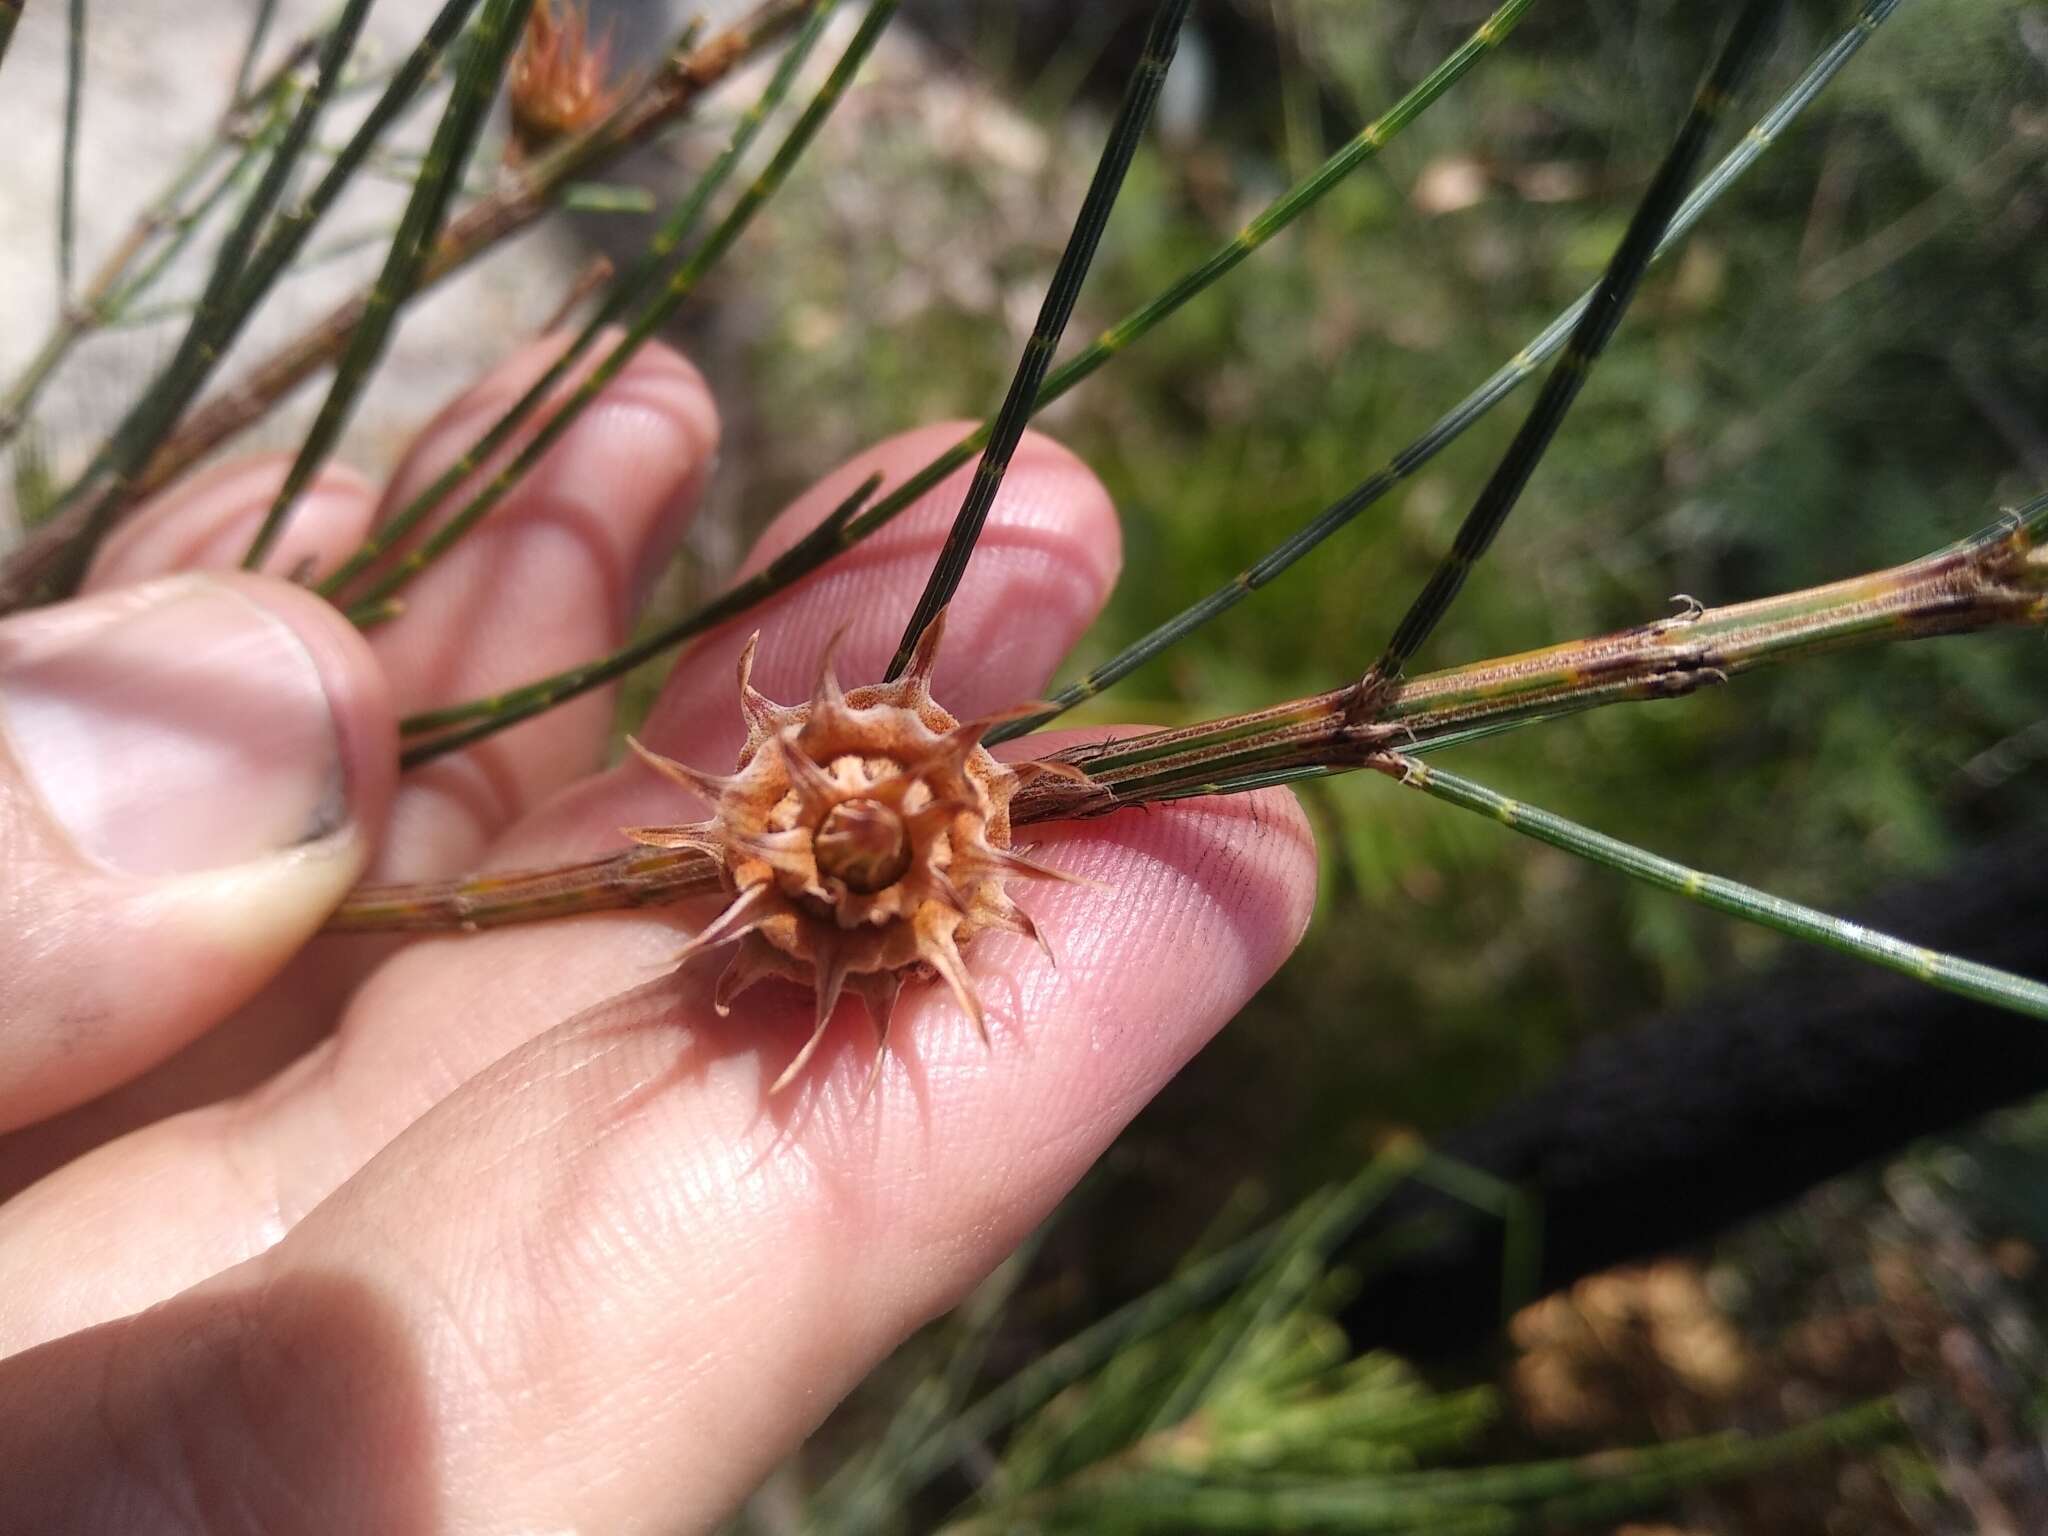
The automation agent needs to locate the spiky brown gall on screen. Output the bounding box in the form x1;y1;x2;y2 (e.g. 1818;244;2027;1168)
507;0;621;160
627;612;1085;1093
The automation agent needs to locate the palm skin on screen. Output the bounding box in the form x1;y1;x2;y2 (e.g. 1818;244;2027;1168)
0;336;1315;1531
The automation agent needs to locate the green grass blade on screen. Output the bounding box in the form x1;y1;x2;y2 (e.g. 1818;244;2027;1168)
318;0;839;603
1389;756;2048;1021
1359;0;1786;697
991;0;1902;745
242;0;536;571
31;0;480;602
394;0;1530;754
344;0;891;624
57;0;84;296
884;0;1193;679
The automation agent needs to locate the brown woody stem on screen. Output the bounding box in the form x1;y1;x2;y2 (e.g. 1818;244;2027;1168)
1011;502;2048;820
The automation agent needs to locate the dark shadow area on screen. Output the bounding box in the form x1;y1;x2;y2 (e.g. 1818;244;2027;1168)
0;1269;439;1534
1339;828;2048;1359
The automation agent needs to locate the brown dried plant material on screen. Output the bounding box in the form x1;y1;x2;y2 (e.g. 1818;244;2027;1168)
626;611;1084;1093
508;0;622;160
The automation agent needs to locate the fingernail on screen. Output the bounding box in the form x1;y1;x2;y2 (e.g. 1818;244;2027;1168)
0;576;349;876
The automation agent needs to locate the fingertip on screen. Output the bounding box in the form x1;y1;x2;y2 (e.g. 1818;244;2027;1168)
213;572;398;848
378;329;721;613
88;456;379;589
0;573;395;1126
648;423;1121;763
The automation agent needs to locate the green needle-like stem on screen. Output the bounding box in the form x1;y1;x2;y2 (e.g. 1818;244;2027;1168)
56;0;85;298
22;0;472;605
886;0;1193;679
244;0;536;572
1384;753;2048;1021
341;0;893;623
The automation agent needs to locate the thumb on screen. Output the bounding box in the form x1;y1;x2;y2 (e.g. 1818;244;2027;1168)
0;573;393;1132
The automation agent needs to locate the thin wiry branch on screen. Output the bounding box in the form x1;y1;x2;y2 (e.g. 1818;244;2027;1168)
56;0;84;296
885;0;1194;679
9;0;453;604
1378;753;2048;1020
317;0;840;607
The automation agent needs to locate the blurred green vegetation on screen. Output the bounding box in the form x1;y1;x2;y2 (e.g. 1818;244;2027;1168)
681;0;2048;1216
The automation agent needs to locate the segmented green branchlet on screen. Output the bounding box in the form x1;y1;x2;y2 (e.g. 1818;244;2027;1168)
1382;755;2048;1022
56;0;84;296
885;0;1193;679
243;0;536;572
391;0;1537;759
990;0;1905;745
22;0;473;604
41;0;387;504
103;116;284;314
1357;0;1785;707
337;0;892;624
0;3;805;611
0;18;384;456
316;0;842;605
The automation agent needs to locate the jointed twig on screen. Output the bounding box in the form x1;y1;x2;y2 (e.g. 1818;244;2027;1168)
1013;495;2048;816
56;0;85;298
1377;752;2048;1020
2;0;429;604
320;0;845;610
339;491;2048;932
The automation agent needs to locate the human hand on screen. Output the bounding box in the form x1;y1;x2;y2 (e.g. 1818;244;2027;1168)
0;337;1315;1531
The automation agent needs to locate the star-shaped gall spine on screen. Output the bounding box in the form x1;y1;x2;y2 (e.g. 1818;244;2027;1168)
626;612;1082;1093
